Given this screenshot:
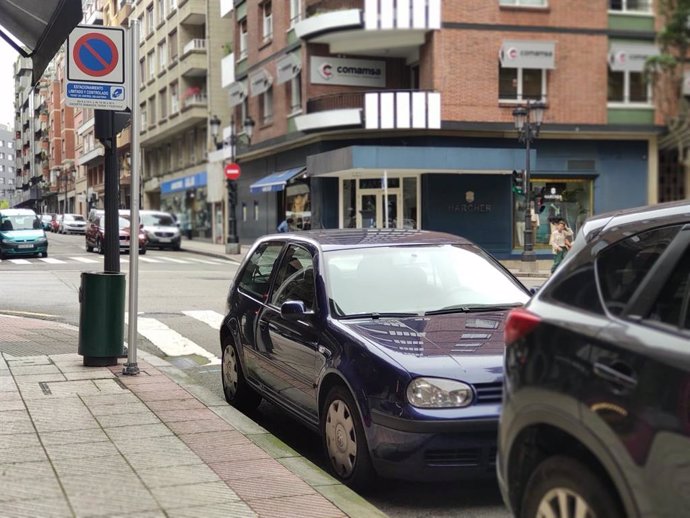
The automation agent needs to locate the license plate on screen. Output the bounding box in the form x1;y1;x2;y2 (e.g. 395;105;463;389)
18;244;34;249
158;238;171;243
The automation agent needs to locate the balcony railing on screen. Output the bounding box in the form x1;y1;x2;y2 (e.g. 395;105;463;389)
183;92;207;109
305;0;363;16
183;38;206;56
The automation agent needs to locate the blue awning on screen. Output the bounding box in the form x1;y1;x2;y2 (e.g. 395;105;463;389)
249;167;306;193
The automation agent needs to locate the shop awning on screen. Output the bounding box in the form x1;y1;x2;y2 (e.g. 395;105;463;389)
250;167;306;193
0;0;83;85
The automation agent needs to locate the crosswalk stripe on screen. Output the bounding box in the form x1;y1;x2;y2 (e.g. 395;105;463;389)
71;257;100;263
39;258;66;264
125;314;220;365
9;259;31;264
185;258;223;265
183;310;224;330
139;257;163;263
157;257;190;264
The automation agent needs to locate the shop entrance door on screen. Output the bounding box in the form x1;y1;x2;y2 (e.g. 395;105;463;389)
356;188;402;228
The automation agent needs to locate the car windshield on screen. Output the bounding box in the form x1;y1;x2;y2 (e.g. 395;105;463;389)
118;217;130;229
64;214;85;222
0;215;40;231
325;245;529;317
142;213;174;226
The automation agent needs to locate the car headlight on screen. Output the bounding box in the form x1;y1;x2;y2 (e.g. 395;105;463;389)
406;378;474;408
35;238;47;244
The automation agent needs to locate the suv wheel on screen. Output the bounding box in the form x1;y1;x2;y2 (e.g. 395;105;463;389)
321;385;375;491
221;337;261;411
96;238;104;255
522;456;622;518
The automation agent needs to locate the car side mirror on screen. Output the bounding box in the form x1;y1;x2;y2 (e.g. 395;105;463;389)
280;300;314;321
529;287;539;295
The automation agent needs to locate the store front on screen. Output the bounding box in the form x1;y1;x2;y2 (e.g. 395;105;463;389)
159;171;212;240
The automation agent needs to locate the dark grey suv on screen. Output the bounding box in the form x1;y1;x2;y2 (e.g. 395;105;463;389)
498;200;690;518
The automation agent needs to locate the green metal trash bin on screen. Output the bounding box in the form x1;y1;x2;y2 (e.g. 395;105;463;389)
78;272;126;366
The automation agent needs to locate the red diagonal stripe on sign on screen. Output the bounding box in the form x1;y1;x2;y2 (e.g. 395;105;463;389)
83;41;110;69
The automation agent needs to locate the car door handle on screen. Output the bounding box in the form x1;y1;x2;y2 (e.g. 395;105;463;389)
593;362;637;389
318;345;331;358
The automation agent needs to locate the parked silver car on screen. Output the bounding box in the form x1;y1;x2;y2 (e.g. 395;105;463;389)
59;213;87;234
140;210;181;250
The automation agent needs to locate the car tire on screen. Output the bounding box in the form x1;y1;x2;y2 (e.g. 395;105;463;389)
140;247;147;255
96;238;104;255
86;240;93;253
321;385;375;491
521;456;622;518
221;337;261;411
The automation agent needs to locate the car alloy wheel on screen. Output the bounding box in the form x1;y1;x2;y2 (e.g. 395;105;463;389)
321;385;374;490
522;456;622;518
221;338;261;411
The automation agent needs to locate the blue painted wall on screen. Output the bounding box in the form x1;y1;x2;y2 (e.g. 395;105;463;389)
422;174;513;255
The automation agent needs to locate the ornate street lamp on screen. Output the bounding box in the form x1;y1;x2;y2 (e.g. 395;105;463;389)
512;100;546;273
210;114;255;254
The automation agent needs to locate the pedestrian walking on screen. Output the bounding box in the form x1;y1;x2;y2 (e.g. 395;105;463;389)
550;218;573;274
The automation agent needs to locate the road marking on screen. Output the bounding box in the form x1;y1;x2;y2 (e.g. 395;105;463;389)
71;257;100;263
126;314;221;365
139;257;163;263
39;258;66;264
9;259;31;264
157;257;190;264
185;258;223;265
183;310;224;330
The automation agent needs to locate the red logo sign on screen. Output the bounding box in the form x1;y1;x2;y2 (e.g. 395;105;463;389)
225;163;241;180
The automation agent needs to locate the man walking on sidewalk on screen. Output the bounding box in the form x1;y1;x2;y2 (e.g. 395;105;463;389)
550;218;573;274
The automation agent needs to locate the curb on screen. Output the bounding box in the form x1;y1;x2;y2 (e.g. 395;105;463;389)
179;244;244;264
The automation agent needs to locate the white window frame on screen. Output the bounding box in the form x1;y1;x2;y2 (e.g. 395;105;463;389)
158;40;167;71
168;0;177;12
146;6;154;36
262;2;273;43
138;15;145;43
498;67;547;103
156;0;165;24
499;0;548;7
159;88;167;119
239;20;248;60
148;51;156;79
290;0;301;26
289;74;302;114
608;0;653;15
607;70;653;107
170;82;179;114
140;104;147;129
262;87;273;124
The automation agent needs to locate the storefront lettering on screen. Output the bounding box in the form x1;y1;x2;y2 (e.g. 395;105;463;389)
448;203;493;213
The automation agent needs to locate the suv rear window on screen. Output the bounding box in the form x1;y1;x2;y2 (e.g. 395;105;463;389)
597;225;682;316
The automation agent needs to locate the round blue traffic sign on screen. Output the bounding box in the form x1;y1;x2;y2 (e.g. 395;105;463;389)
72;33;119;77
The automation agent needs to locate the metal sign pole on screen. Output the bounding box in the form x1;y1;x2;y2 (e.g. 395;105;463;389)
123;19;140;376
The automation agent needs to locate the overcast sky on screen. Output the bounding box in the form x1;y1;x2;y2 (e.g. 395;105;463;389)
0;39;18;128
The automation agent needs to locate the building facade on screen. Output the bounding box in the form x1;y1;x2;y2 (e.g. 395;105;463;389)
0;124;16;208
222;0;664;258
132;0;231;242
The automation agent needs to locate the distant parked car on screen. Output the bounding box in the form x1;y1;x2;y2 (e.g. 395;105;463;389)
40;214;54;231
85;215;147;255
59;213;87;234
221;229;530;489
498;200;690;518
140;210;181;250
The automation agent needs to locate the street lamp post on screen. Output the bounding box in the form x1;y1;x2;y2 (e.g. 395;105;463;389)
512;100;546;273
209;114;255;255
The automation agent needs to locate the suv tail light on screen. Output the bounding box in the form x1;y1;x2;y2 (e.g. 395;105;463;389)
504;308;541;345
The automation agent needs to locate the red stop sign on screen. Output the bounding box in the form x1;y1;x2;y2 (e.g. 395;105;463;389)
224;162;241;180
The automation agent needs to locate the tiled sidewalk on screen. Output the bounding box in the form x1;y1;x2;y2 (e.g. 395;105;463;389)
0;317;385;518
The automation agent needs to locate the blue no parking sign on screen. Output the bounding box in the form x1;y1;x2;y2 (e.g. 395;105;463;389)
66;25;128;110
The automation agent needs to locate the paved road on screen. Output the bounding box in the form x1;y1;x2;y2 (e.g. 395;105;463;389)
0;231;517;517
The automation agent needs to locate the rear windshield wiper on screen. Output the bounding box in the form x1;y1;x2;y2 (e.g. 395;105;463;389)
337;312;421;320
425;303;524;315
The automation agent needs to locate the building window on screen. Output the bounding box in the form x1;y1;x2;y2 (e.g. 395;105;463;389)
169;0;177;12
138;15;145;43
290;0;301;25
261;2;273;44
0;167;4;174
148;96;156;126
239;20;248;60
159;88;167;119
139;59;146;81
608;71;651;104
146;5;154;36
148;50;155;79
169;30;178;62
158;40;167;70
261;87;273;124
170;81;179;114
499;66;546;102
188;130;196;164
288;74;302;114
140;103;147;128
156;0;165;24
609;0;652;14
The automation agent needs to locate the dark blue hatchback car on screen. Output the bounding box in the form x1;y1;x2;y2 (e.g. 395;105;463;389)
220;229;530;488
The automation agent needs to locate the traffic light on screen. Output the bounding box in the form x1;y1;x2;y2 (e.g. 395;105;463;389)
512;170;525;195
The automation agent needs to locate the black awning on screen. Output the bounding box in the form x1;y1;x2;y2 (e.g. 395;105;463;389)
0;0;83;85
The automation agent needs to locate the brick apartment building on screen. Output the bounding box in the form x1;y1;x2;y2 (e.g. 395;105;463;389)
224;0;666;257
0;124;16;207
